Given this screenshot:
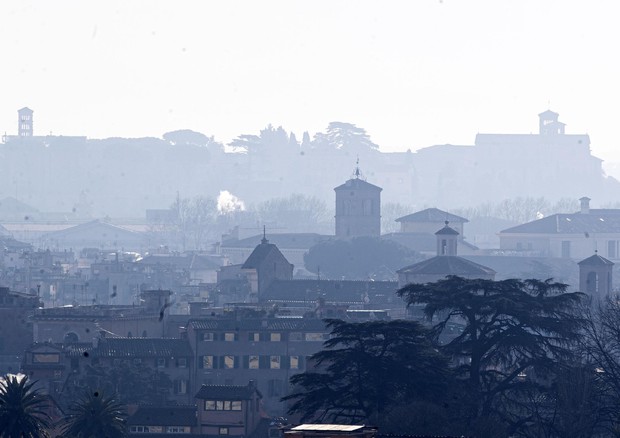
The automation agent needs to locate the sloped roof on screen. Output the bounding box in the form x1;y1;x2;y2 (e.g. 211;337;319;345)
195;382;260;400
0;235;32;250
435;223;459;235
334;178;382;192
94;337;193;358
501;211;620;234
223;233;329;249
261;279;397;303
397;256;496;276
396;208;468;224
241;240;290;269
578;253;614;266
43;220;142;238
127;406;197;426
0;197;39;214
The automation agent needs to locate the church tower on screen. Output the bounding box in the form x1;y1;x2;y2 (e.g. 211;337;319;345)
436;221;459;256
578;252;614;298
18;107;34;137
334;162;382;239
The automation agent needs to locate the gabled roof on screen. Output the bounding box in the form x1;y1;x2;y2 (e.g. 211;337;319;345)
578;253;614;266
539;109;559;118
94;337;193;358
334;178;382;192
396;208;468;224
397;256;496;276
43;220;142;238
501;211;620;234
435;223;459;235
242;240;290;269
127;406;197;426
195;382;261;400
261;279;397;303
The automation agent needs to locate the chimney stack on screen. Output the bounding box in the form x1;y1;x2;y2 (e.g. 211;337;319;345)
580;197;591;214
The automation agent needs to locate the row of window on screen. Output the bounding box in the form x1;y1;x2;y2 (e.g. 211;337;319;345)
110;357;188;368
204;400;242;411
200;355;303;370
202;332;328;342
130;425;191;433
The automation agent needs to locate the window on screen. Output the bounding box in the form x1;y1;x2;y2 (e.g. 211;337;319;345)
290;355;299;370
176;379;187;394
270;332;281;342
219;427;229;435
206;400;242;411
167;426;190;433
270;355;281;369
202;332;214;341
249;355;259;369
178;358;187;368
133;358;141;365
609;240;618;259
157;358;166;368
248;332;260;342
561;241;571;258
33;353;60;363
203;355;214;369
304;333;326;341
289;332;302;341
224;355;235;369
224;332;236;341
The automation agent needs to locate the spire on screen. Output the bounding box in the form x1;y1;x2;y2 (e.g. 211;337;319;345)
351;156;365;180
261;225;268;244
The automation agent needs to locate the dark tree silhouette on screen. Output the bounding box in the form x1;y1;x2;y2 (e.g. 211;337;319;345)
397;276;586;435
283;319;450;424
62;391;125;438
0;374;51;438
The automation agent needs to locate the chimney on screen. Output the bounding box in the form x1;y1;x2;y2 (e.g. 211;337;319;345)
580;197;591;214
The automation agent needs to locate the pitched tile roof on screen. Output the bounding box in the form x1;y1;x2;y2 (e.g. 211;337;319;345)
396;208;468;223
94;338;193;358
397;256;496;276
501;210;620;234
127;406;197;426
578;253;614;266
195;382;261;400
241;241;291;269
334;178;382;192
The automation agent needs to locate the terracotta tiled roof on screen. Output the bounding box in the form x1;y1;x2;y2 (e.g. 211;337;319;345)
501;211;620;234
334;178;382;192
261;279;397;303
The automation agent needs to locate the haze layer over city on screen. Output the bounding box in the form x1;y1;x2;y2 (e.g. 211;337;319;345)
3;2;620;438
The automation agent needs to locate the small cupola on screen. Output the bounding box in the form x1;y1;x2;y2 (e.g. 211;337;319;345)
435;221;459;256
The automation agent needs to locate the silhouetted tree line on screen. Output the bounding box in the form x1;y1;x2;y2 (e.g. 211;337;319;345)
285;276;620;438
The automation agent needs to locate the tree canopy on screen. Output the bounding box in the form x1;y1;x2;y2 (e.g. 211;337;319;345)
283;319;450;424
304;236;420;280
62;390;126;438
397;276;586;435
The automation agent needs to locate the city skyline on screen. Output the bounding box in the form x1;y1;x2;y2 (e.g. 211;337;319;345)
1;1;619;164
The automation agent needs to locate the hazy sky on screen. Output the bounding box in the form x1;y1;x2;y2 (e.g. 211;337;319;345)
2;1;619;162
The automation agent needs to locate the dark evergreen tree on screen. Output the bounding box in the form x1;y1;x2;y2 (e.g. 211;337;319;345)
397;276;586;436
0;375;51;438
283;319;450;423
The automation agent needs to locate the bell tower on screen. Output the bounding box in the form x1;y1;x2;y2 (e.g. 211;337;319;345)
334;161;382;239
18;107;34;137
